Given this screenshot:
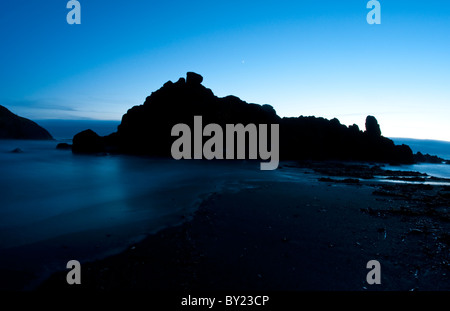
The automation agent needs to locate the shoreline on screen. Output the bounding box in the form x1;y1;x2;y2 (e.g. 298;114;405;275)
38;162;450;291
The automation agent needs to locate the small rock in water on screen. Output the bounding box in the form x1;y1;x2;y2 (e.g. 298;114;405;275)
10;148;23;153
56;143;72;150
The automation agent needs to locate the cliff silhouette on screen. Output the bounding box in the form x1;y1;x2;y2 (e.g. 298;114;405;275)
72;72;414;164
0;105;53;140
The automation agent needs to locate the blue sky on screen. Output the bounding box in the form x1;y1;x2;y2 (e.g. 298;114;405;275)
1;0;449;141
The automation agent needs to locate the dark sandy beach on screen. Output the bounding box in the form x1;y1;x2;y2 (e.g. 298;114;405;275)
39;162;450;291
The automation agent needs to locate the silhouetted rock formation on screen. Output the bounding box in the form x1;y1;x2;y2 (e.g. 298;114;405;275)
280;116;413;163
186;71;203;85
0;105;53;140
365;115;381;137
72;72;414;163
105;73;279;156
72;129;105;154
414;152;448;164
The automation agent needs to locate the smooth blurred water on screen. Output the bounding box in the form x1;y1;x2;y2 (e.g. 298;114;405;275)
0;140;243;250
0;139;269;289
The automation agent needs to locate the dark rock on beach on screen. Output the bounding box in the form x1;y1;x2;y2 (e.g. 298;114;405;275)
414;151;448;164
72;72;414;164
72;129;105;154
0;105;53;140
186;71;203;85
280;115;413;163
365;115;382;137
77;72;279;157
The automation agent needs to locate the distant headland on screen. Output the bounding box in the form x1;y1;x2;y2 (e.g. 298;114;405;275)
71;72;417;164
0;105;53;140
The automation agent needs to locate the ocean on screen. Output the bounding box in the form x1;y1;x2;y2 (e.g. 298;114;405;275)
390;137;450;179
36;119;120;141
0;138;263;288
391;137;450;160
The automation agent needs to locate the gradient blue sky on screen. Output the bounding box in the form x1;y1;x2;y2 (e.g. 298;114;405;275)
1;0;449;141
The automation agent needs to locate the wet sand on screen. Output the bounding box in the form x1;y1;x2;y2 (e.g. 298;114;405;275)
39;162;450;291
